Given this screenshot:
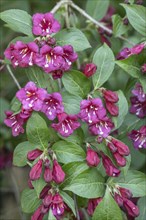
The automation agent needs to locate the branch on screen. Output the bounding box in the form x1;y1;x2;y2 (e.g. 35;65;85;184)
6;65;21;89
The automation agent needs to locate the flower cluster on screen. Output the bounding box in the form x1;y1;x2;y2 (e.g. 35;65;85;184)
129;125;146;149
129;83;146;118
4;12;78;79
117;43;145;60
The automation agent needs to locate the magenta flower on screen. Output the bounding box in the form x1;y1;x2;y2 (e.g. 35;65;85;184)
113;152;126;167
82;63;97;78
40;185;51;199
87;198;103;216
32;12;61;36
4;111;25;136
61;45;78;71
103;90;119;103
110;138;130;156
86;146;100;167
105;101;119;116
123;199;139;217
27;149;43;161
16;81;47;111
51;193;67;217
36;45;64;73
29;159;43;181
102;154;120;177
116;47;131;60
119;187;133;199
44;167;52;183
129;126;146;149
79;98;106;124
41;92;64;120
31;205;45;220
52;160;65;184
43;192;53;207
131;83;146;102
89;116;114;138
141;63;146;73
4;41;39;68
130;96;146;118
130;43;145;55
51;112;80;137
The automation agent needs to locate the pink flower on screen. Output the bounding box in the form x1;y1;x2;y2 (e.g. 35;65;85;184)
61;45;78;71
87;198;103;216
51;112;80;137
114;193;124;207
103;90;119;103
129;125;146;149
111;139;130;156
4;111;25;136
52;160;65;184
41;92;64;120
51;193;66;217
82;63;97;78
31;205;45;220
130;44;145;55
27;149;43;161
105;101;119;116
102;154;120;177
113;152;126;167
141;63;146;74
119;187;133;199
43;192;53;207
86;146;100;167
123;199;139;217
79;98;106;124
130;96;146;118
16;81;47;111
131;83;146;102
39;185;51;199
29;159;43;181
116;47;131;60
44;167;52;183
32;12;61;36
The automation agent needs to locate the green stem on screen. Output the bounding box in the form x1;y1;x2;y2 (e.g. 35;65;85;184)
6;65;21;89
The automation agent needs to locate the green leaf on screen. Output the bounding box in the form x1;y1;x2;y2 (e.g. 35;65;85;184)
121;4;146;36
32;178;46;198
9;36;34;45
26;112;50;149
13;141;39;167
62;70;91;98
21;188;41;213
136;196;146;220
92;44;115;90
0;98;9;124
55;28;91;51
59;191;76;216
86;0;109;21
112;14;129;37
0;9;33;36
62;92;82;115
64;168;105;198
52;140;86;164
10;97;21;112
61;162;88;188
112;90;128;130
121;154;131;177
48;209;56;220
92;188;123;220
114;170;146;197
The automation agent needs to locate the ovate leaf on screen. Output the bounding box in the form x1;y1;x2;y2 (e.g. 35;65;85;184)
32;178;46;198
136;196;146;220
52;140;86;164
92;44;115;90
26;112;50;149
59;191;76;216
0;9;33;36
55;28;91;51
64;168;105;198
92;188;123;220
112;14;129;37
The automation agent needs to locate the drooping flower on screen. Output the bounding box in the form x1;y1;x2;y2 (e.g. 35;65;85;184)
123;199;139;217
27;149;43;161
113;152;126;167
51;112;80;137
102;154;120;177
4;111;25;136
89;116;114;138
52;160;65;184
4;41;39;68
82;63;97;78
32;12;61;36
103;90;119;103
129;125;146;149
41;92;64;120
16;81;47;111
79;98;106;124
110;138;130;156
119;187;133;199
87;197;103;216
29;159;43;181
86;146;100;167
44;167;52;183
51;193;67;217
105;101;119;116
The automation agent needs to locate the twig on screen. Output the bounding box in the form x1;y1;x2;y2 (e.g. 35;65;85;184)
51;0;70;14
6;65;21;89
73;193;80;220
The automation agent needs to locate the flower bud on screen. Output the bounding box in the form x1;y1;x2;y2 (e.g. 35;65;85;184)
31;205;44;220
113;152;126;167
111;139;130;156
52;160;65;184
41;205;49;214
51;193;66;216
29;159;43;181
39;185;51;199
27;149;42;161
43;193;53;207
87;198;103;216
123;199;139;217
82;63;97;78
131;44;145;55
107;142;117;153
102;154;121;177
119;187;133;199
114;193;124;207
86;147;100;167
103;90;119;103
44;167;52;183
28;179;34;189
105;102;119;116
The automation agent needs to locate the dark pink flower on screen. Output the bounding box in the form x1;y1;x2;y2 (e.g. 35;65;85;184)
51;193;66;217
119;187;133;199
116;47;131;60
16;81;47;111
123;199;139;217
52;70;63;79
102;154;120;177
51;112;80;137
27;149;43;161
4;111;25;136
113;152;126;167
141;63;146;73
79;98;106;124
44;167;52;183
114;193;124;207
29;159;43;181
31;205;44;220
89;116;114;138
43;192;53;207
105;101;119;116
41;92;64;120
87;198;103;216
130;96;146;118
61;45;78;71
19;107;32;119
111;139;130;156
28;179;34;189
36;45;64;73
129;125;146;149
86;146;100;167
82;63;97;78
131;83;146;102
103;90;119;103
4;41;39;68
40;185;51;199
52;160;65;184
130;44;145;55
32;12;61;36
